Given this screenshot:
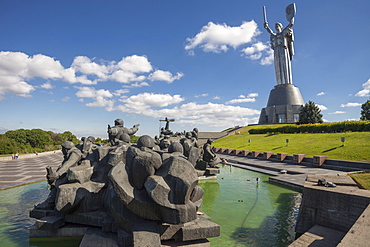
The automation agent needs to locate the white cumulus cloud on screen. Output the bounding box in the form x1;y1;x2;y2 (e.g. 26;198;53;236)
148;70;184;83
118;92;184;112
0;51;184;99
317;92;326;96
226;93;258;104
329;111;346;114
340;102;362;107
39;82;54;89
355;79;370;97
195;93;209;98
317;104;328;111
185;21;261;53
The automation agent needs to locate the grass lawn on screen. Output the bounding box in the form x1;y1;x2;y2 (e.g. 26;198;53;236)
349;173;370;190
214;127;370;162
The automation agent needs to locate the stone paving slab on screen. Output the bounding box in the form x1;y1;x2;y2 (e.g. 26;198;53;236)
0;151;63;190
337;204;370;247
289;225;346;247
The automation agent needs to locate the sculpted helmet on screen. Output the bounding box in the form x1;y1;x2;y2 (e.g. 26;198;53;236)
185;132;192;139
62;141;75;150
168;142;184;153
114;118;124;127
137;135;155;149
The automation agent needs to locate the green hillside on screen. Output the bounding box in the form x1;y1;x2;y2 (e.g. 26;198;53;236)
213;125;370;162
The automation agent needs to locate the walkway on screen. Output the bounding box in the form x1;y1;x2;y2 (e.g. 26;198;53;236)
0;151;63;190
217;153;349;189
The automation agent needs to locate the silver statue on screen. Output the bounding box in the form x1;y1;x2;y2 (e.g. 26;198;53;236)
263;4;296;85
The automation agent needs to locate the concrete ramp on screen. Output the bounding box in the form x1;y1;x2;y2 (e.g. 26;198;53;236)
198;132;228;146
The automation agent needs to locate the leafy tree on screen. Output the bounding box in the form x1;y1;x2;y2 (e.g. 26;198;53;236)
130;135;140;143
55;131;79;145
360;99;370;120
297;100;323;124
0;135;19;154
95;137;110;145
5;129;53;150
26;129;53;149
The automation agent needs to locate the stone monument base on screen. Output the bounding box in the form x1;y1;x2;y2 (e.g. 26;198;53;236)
258;84;304;124
29;208;220;247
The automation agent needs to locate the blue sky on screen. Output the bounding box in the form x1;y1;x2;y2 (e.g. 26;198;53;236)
0;0;369;138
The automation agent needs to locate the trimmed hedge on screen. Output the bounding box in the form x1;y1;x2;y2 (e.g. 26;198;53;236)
248;121;370;134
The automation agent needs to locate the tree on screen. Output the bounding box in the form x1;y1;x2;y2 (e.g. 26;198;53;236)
297;100;323;124
0;135;18;154
360;99;370;120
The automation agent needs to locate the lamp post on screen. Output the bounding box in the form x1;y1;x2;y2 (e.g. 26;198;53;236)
341;137;345;146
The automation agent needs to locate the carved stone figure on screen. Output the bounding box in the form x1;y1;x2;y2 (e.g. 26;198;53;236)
35;141;83;210
263;3;296;85
202;139;221;168
30;121;220;246
107;118;139;145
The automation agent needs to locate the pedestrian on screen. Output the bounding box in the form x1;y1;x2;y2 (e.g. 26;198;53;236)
15;152;19;159
11;153;14;160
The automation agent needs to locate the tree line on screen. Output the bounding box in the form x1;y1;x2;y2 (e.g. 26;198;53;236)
0;129;79;155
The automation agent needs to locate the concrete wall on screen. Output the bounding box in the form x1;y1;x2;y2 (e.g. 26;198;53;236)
295;184;370;234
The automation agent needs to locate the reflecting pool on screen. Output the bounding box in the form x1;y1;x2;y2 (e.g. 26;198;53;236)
0;182;49;246
0;164;300;246
198;164;301;247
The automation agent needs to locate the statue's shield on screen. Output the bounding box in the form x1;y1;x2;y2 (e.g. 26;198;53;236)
285;3;296;22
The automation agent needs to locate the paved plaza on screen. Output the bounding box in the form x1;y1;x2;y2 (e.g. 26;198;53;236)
0;151;63;190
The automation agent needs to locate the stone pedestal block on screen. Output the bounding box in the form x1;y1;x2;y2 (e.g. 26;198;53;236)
264;152;274;160
293;154;306;164
133;223;161;247
252;151;261;158
35;216;64;230
205;168;220;175
241;150;250;156
313;156;327;166
277;153;288;161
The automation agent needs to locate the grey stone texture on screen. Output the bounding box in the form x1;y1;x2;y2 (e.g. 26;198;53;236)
295;175;370;234
29;122;220;246
259;84;304;124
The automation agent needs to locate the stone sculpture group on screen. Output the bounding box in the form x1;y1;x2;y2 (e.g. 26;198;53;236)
30;118;220;246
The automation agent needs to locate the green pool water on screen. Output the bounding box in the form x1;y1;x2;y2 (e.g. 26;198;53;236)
198;164;301;247
0;164;301;246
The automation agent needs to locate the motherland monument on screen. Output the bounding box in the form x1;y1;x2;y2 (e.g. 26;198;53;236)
29;118;220;246
258;3;305;124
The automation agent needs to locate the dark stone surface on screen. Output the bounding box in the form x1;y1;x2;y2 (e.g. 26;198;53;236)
29;122;220;246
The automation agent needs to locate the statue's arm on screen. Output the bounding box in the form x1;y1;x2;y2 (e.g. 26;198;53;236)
283;17;294;33
264;22;273;35
56;152;81;177
126;124;140;135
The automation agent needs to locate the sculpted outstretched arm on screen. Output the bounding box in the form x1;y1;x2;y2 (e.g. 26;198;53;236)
284;17;294;32
264;22;273;35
